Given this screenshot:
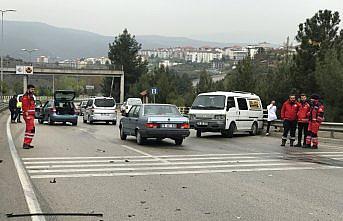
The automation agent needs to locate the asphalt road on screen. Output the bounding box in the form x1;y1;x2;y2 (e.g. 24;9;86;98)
2;114;343;221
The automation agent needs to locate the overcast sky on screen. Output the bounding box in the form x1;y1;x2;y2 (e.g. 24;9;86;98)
2;0;343;44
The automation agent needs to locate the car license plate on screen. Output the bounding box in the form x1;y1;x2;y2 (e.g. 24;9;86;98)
161;124;176;128
197;122;208;126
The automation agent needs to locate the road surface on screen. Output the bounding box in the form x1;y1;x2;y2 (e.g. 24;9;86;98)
1;113;343;221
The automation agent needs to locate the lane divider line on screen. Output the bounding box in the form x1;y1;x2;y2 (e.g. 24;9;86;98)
121;144;171;164
6;116;46;221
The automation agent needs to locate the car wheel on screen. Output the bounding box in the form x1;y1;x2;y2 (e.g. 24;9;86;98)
175;138;183;146
136;130;145;145
38;117;44;124
120;126;127;140
72;121;78;126
196;130;201;138
249;122;258;136
48;115;54;125
112;121;117;125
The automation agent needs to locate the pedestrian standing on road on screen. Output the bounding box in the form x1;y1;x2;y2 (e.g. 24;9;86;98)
266;100;277;136
22;84;36;149
280;94;299;147
8;95;18;123
305;94;325;149
16;96;23;123
295;94;310;147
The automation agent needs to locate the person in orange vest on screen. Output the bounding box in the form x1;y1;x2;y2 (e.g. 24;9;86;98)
22;84;36;149
295;93;311;147
280;94;299;147
305;94;325;149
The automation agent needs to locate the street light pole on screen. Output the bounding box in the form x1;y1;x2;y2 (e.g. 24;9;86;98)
21;48;39;65
0;9;16;103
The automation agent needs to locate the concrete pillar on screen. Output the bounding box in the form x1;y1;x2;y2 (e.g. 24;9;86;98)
23;75;28;94
120;73;124;104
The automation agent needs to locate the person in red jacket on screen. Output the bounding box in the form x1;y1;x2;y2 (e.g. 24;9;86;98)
295;94;311;147
22;84;36;149
305;94;325;149
280;94;299;147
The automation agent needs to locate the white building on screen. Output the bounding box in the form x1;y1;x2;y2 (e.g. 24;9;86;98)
36;56;49;63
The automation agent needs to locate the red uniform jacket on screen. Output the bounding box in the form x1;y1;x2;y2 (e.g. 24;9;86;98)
297;101;310;123
308;103;325;123
281;100;299;121
22;93;35;116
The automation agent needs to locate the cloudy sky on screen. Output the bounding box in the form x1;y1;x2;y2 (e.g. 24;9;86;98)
2;0;343;44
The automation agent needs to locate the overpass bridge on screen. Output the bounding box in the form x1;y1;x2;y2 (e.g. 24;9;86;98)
2;62;125;103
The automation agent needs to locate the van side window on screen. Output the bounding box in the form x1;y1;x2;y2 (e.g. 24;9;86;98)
248;99;262;110
237;98;248;110
227;97;235;110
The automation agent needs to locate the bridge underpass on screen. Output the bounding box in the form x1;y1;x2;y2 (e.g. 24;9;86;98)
2;63;125;103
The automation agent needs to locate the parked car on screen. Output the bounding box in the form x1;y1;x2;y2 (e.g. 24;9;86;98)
122;98;142;114
83;97;117;125
119;104;190;145
78;100;88;116
38;90;78;126
189;91;263;138
35;99;42;119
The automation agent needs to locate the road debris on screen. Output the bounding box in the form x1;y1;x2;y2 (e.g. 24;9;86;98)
50;178;56;183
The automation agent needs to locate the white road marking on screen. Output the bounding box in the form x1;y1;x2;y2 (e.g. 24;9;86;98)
27;162;317;174
25;159;285;169
22;152;282;160
6;117;46;221
121;144;171;164
23;156;261;165
29;166;341;179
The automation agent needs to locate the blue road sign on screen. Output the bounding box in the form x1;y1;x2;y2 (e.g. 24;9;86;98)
151;87;159;95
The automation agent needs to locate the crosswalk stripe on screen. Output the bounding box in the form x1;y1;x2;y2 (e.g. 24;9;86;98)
27;162;318;174
29;166;341;179
23;156;260;165
25;159;285;169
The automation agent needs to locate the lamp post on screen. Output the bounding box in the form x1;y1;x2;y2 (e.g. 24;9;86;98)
0;9;16;103
21;48;38;93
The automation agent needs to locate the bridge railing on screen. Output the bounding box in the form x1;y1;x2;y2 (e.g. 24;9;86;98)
2;61;122;71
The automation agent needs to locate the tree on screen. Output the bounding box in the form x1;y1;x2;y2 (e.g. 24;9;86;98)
196;70;213;93
294;10;341;93
104;29;148;98
315;48;343;122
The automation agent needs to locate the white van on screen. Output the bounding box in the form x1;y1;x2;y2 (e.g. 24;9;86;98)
122;98;143;114
189;91;263;138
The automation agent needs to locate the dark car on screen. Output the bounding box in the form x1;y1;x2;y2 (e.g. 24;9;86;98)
38;90;78;126
34;100;42;119
119;104;190;145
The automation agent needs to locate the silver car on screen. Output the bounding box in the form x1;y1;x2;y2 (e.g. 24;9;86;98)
83;97;117;125
119;104;190;145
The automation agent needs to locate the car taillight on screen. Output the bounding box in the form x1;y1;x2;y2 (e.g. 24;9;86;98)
180;123;190;129
145;123;159;128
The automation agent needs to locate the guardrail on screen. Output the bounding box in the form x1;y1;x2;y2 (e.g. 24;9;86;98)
0;102;8;113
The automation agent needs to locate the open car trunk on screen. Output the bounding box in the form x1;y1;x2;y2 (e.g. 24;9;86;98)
55;101;76;115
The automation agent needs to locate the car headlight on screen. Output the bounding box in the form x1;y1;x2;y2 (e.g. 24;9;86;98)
214;115;225;120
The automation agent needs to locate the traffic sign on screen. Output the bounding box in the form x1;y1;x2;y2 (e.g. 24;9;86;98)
16;65;34;75
151;87;159;95
85;85;95;90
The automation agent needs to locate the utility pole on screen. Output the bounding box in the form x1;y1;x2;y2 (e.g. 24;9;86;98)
0;9;16;103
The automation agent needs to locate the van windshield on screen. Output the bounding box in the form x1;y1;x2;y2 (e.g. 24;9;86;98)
94;99;116;107
191;95;226;110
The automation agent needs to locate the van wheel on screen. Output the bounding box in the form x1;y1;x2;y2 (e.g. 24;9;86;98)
224;123;235;138
249;122;258;136
175;138;183;146
196;130;201;138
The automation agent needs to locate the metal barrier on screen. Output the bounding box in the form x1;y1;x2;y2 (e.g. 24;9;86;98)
0;102;8;113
